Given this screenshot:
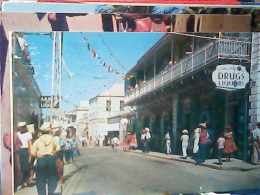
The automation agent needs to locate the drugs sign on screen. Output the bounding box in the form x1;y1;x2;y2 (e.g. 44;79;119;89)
40;96;59;108
212;65;249;90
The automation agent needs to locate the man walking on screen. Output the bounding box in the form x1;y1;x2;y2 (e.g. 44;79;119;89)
17;122;33;186
145;128;151;153
251;122;260;165
141;130;146;153
31;122;60;195
164;131;171;155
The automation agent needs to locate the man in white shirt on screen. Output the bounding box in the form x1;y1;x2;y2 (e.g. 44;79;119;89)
251;122;260;165
144;128;151;153
141;130;146;153
111;136;119;151
17;122;33;185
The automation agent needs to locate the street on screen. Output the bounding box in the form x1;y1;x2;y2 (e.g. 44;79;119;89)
16;147;260;195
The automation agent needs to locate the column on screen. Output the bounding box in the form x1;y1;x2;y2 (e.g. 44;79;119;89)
172;94;179;154
249;33;260;130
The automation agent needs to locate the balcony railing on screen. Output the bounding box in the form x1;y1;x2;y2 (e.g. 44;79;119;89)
125;38;251;104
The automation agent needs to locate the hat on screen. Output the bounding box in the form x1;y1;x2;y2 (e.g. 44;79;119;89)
145;127;150;132
39;122;52;132
27;124;35;134
182;129;188;134
199;123;207;128
194;128;200;133
17;122;26;127
225;125;232;130
127;132;131;135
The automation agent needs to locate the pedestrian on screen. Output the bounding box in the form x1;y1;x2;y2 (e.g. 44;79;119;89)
217;134;225;165
120;135;128;151
141;130;146;153
30;122;61;195
180;129;189;159
192;128;200;158
223;125;237;162
196;123;208;165
4;130;23;190
89;136;93;147
53;128;65;181
164;131;171;155
64;139;72;164
111;136;120;151
129;133;138;150
70;136;79;160
145;127;151;153
17;122;33;186
251;122;260;165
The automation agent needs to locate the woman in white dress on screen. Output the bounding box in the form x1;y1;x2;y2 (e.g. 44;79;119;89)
193;128;200;155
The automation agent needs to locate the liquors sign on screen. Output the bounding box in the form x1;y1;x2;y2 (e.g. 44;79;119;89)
40;96;59;108
212;65;249;90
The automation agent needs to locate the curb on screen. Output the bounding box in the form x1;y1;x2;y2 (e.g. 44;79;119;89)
97;146;260;171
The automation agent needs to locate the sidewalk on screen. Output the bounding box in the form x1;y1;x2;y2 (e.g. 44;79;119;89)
103;146;260;171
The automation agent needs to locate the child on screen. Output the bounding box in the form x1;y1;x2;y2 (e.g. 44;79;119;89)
180;129;189;159
217;134;225;165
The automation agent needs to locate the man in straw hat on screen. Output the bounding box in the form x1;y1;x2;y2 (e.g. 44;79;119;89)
17;122;33;186
31;122;61;195
196;123;208;165
144;127;151;153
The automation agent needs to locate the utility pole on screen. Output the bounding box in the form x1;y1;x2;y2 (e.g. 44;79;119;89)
50;31;63;125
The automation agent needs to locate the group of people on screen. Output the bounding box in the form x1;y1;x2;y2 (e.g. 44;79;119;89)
163;123;238;165
8;121;81;195
120;132;138;151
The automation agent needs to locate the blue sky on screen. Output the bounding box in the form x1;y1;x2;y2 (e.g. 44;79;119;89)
25;32;164;113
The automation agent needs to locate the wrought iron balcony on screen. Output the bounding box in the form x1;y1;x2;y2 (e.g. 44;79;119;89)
125;38;251;105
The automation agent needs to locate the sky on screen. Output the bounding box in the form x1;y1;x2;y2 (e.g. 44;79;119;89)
24;32;164;114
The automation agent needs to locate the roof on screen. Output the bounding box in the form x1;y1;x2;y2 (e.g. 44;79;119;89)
89;84;124;102
126;34;172;76
98;84;124;97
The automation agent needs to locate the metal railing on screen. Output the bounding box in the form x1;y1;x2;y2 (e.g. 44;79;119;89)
125;38;250;104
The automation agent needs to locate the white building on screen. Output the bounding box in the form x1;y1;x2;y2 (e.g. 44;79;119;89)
88;84;125;142
76;101;90;137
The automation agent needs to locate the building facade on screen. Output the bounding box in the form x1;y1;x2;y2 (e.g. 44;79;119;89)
124;33;251;160
88;84;125;142
12;33;42;131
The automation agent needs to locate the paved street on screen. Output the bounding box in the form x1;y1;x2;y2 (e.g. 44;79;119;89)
16;147;260;195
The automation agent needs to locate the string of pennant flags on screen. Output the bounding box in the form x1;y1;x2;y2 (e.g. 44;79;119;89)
61;79;119;106
98;34;128;71
81;34;125;78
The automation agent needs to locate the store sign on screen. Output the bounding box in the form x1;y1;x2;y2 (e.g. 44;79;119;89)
40;96;59;108
212;65;249;90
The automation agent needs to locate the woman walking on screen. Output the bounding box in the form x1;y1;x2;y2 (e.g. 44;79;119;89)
193;128;200;157
223;125;237;162
196;123;208;165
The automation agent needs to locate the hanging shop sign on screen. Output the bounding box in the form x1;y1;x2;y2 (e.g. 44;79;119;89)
212;64;249;90
40;96;59;108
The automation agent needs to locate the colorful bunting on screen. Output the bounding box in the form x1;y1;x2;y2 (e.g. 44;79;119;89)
81;34;125;78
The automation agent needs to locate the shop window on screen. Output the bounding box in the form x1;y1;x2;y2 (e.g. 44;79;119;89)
106;100;111;111
120;101;124;111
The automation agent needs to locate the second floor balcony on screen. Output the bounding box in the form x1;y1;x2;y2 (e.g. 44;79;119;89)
125;38;251;105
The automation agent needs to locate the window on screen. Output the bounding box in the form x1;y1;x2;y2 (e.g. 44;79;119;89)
120;101;124;111
106;100;111;111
